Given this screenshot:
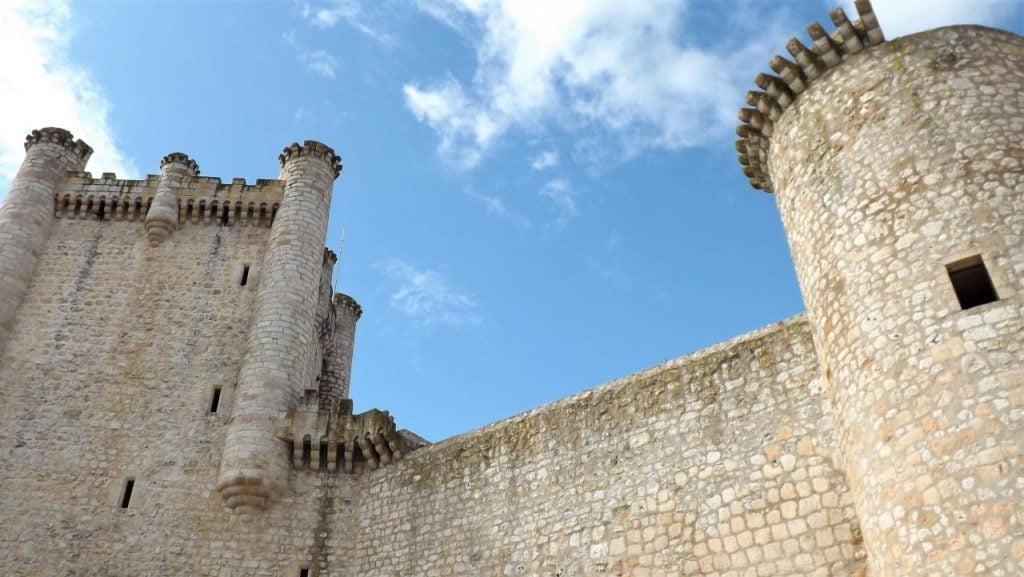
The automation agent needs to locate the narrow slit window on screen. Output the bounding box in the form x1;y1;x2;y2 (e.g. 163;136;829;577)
302;436;312;469
120;478;135;509
210;387;222;413
947;256;998;310
240;265;250;287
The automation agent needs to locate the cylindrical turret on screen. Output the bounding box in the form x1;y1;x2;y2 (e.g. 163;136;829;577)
742;13;1024;577
328;292;362;402
0;127;92;355
217;140;341;515
145;152;198;246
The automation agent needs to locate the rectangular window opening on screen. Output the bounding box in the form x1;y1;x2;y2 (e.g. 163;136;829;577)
210;387;222;413
299;568;310;577
240;265;250;287
947;255;999;310
120;478;135;509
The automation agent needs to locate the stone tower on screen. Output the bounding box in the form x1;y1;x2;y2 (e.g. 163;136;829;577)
738;1;1024;575
216;140;343;515
0;128;91;355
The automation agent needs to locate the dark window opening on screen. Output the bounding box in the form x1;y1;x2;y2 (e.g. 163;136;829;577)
299;568;310;577
220;204;230;225
319;439;329;471
947;256;998;310
120;478;135;509
210;387;222;413
302;436;312;469
240;265;250;287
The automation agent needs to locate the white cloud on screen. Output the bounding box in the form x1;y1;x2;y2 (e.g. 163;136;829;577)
302;50;338;78
407;0;767;169
404;78;499;169
841;0;1021;39
539;178;577;227
465;189;531;229
374;258;481;326
530;150;559;171
299;0;395;45
0;0;136;196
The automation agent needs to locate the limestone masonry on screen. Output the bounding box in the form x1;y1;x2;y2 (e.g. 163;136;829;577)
0;2;1021;576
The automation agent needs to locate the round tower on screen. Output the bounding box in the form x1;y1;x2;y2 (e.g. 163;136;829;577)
0;127;92;355
145;152;198;246
330;292;362;401
217;140;341;515
739;4;1024;575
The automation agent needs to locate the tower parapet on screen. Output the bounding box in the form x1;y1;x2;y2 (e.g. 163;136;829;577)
278;141;342;180
217;140;342;516
53;172;283;226
736;0;883;192
24;127;94;160
0;127;92;355
740;3;1024;574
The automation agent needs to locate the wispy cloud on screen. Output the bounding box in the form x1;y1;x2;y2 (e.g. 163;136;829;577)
539;178;577;227
0;0;136;195
283;30;339;79
406;0;777;169
302;50;338;78
465;189;531;229
298;0;396;45
839;0;1022;39
375;258;481;326
530;150;559;171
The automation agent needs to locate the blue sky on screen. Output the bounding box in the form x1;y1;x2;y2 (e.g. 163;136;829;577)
2;0;1023;441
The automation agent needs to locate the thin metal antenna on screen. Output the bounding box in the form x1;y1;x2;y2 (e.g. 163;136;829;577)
332;227;345;290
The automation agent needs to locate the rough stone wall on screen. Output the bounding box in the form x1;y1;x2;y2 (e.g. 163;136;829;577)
770;26;1024;577
348;317;866;577
0;181;360;575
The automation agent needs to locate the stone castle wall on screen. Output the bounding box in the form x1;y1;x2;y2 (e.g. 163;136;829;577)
0;182;867;577
1;3;1023;575
0;167;358;576
347;317;866;577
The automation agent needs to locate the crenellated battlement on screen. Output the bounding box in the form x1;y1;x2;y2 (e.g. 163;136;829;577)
280;390;427;475
333;293;363;319
160;152;200;174
24;127;94;160
736;0;884;192
53;172;285;228
278;140;343;179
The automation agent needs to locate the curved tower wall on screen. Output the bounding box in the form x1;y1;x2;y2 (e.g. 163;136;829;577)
0;128;91;355
767;26;1024;576
217;140;341;515
329;293;362;402
145;152;198;245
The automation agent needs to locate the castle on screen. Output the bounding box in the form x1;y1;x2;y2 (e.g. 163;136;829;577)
0;1;1021;575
